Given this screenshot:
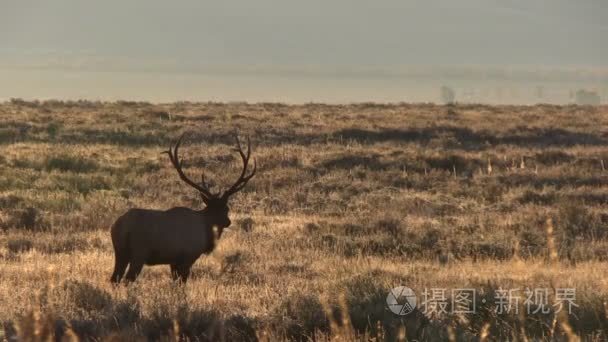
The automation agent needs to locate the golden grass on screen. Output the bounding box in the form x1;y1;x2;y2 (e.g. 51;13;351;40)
0;100;607;340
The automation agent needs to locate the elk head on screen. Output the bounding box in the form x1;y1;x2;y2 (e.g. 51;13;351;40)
164;133;256;237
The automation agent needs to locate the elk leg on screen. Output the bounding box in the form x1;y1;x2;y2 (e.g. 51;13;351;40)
110;257;129;284
177;267;190;283
170;264;180;282
176;262;194;283
124;261;144;283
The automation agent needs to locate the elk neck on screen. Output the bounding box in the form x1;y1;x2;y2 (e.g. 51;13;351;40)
196;207;214;228
196;208;221;245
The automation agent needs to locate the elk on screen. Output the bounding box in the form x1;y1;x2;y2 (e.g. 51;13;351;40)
110;133;256;284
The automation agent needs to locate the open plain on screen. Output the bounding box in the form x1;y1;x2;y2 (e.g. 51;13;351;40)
0;100;607;340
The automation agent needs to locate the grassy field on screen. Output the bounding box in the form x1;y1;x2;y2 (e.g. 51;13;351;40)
0;99;607;341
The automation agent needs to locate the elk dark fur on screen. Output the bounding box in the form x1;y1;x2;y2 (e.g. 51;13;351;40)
110;133;256;284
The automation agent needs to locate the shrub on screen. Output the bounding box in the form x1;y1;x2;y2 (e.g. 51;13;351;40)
7;237;33;254
237;217;255;232
341;222;366;236
374;218;402;237
53;174;110;194
75;191;129;230
0;128;21;143
304;222;321;233
419;227;443;250
0;194;24;209
58;280;112;315
272;292;328;339
519;230;545;257
7;207;50;231
221;251;250;273
12;157;42;170
45;155;98;173
342;272;428;340
39;236;89;254
142;109;173;121
556;201;604;242
46;122;61;139
534;150;573;165
12;311;61;341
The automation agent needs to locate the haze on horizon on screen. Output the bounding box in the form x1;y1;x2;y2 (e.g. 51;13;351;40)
1;0;607;103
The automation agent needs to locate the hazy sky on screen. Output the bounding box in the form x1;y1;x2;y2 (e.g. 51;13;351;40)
1;0;607;67
1;1;607;103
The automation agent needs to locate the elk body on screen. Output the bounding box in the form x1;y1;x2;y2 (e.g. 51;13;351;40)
110;134;256;283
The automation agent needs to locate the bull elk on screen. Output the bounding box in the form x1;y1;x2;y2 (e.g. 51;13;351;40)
110;133;256;283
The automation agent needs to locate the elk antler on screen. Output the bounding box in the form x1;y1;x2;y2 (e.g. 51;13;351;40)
221;133;257;199
164;134;216;202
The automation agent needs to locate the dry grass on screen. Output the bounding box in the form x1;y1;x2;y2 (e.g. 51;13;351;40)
1;100;607;340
